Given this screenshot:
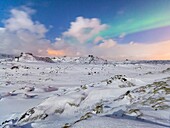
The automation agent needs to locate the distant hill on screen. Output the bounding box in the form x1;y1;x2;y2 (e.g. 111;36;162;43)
0;53;15;60
52;55;109;64
15;53;54;63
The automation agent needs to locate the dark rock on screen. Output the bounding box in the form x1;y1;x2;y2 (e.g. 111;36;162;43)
11;66;19;70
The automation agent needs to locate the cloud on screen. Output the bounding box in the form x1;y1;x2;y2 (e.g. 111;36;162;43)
50;17;108;56
4;8;47;37
119;32;126;38
63;17;107;44
98;39;116;48
0;7;51;55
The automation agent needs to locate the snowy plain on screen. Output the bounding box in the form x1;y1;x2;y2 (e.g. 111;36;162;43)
0;53;170;128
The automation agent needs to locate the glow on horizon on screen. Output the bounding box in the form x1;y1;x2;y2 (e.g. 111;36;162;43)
47;49;65;56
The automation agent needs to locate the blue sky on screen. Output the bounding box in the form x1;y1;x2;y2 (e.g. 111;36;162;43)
0;0;170;59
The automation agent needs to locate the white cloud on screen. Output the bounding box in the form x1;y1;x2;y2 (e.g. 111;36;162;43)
98;39;116;48
63;17;107;44
50;17;108;56
0;7;51;55
119;32;126;38
55;37;61;41
4;8;48;38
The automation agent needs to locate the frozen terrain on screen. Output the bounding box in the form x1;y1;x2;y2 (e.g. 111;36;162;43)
1;53;170;128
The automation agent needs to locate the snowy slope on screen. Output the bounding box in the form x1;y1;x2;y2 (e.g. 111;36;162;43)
0;57;170;128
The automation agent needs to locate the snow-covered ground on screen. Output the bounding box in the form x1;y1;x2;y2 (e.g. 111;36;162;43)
1;53;170;128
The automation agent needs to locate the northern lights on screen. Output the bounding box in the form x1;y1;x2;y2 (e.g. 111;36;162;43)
98;1;170;41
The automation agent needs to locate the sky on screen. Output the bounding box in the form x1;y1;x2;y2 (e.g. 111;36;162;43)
0;0;170;60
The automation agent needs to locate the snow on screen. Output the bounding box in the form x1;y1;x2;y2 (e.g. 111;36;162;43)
1;55;170;128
